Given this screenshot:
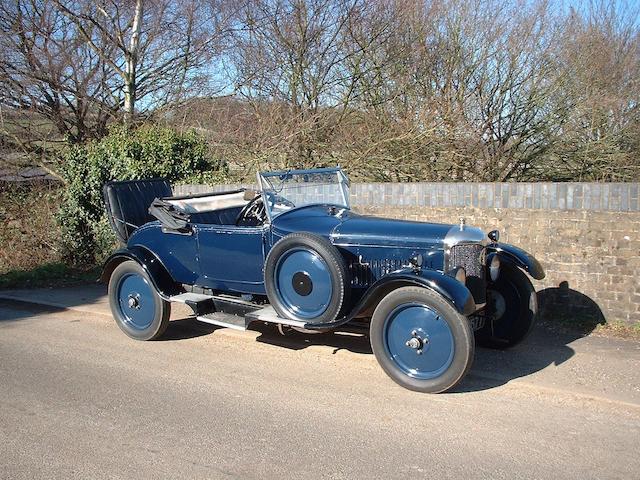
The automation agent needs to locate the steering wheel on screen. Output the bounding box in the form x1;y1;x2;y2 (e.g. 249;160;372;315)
236;195;266;226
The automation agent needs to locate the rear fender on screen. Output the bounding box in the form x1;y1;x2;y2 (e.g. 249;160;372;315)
487;243;545;280
100;246;181;299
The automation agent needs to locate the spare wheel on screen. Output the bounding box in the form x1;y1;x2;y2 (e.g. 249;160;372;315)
264;232;350;324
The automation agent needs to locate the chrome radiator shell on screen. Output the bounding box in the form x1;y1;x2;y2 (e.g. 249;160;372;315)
444;225;488;306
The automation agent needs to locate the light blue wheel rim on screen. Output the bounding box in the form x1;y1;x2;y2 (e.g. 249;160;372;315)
116;273;156;330
274;248;333;319
383;303;455;380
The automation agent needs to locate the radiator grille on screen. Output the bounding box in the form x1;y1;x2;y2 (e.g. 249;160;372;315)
448;243;486;305
448;244;484;277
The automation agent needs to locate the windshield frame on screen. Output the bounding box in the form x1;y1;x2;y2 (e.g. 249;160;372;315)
257;167;350;222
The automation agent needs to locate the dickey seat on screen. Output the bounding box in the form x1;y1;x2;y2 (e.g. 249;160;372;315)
103;178;173;243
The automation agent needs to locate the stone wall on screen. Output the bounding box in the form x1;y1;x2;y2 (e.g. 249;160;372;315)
175;182;640;326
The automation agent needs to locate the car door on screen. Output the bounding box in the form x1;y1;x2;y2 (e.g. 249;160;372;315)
195;223;267;294
130;223;200;285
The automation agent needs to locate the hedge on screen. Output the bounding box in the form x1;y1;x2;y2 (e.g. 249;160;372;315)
57;125;228;265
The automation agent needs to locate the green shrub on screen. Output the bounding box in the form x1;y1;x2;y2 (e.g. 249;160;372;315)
57;125;228;265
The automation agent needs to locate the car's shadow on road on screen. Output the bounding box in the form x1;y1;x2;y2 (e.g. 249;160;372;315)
253;323;374;355
247;320;598;394
231;283;606;393
454;283;606;392
456;331;580;393
161;317;221;341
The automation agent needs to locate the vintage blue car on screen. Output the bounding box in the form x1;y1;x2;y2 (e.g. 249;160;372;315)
102;167;544;393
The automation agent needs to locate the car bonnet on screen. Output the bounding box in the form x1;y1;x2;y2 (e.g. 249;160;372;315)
330;214;454;248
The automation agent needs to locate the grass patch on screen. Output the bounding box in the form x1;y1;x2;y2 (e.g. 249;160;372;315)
539;312;640;341
593;321;640;341
0;262;99;290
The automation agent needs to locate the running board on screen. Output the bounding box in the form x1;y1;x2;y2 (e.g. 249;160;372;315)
169;292;215;315
169;292;260;317
196;312;248;331
171;293;313;330
196;306;310;331
245;306;307;328
170;292;214;303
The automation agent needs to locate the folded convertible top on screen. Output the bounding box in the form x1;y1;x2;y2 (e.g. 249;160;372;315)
148;198;190;231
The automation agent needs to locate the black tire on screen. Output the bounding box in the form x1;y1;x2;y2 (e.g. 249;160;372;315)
370;286;474;393
476;262;537;349
108;260;171;341
264;232;350;324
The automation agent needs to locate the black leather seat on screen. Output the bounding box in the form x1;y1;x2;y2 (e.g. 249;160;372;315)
103;178;173;243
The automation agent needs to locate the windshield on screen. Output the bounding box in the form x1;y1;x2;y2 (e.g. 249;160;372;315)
258;167;350;220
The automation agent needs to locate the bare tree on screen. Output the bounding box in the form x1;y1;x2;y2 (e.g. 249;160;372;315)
541;0;640;181
3;0;638;182
229;0;369;167
177;0;637;182
0;0;234;143
53;0;234;123
0;0;117;140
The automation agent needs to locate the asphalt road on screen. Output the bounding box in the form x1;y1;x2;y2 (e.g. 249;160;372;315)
1;300;639;480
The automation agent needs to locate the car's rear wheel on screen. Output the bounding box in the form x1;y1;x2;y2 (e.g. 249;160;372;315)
108;260;170;340
370;286;474;393
475;262;537;349
264;232;349;324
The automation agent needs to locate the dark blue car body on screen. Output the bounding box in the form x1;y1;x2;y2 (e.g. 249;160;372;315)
102;167;544;393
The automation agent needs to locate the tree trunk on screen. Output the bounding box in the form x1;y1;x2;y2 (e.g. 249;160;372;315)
124;0;144;125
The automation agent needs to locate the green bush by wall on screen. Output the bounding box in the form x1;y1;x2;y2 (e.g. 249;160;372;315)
57;125;228;265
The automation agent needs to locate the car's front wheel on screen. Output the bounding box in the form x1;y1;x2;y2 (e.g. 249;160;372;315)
108;260;170;340
370;286;474;393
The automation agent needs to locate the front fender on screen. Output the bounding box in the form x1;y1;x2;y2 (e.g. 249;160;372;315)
357;269;477;317
100;246;181;298
487;243;545;280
